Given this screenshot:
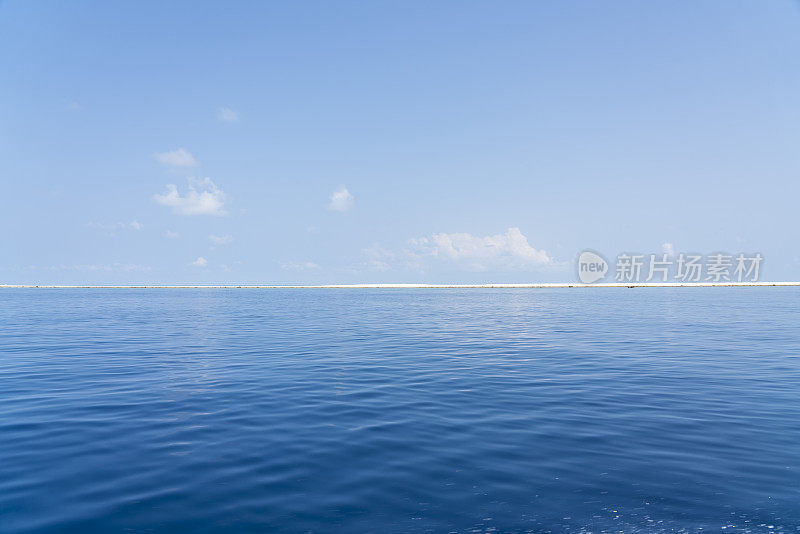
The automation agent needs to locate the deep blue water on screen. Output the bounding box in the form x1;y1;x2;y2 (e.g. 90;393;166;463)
1;288;799;533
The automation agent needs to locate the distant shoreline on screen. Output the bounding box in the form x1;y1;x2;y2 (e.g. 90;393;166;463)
2;283;799;289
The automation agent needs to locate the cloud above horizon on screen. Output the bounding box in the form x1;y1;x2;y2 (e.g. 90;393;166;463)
153;178;227;216
216;107;239;123
327;186;354;212
364;227;552;272
49;262;150;272
209;234;233;245
87;220;142;236
154;148;198;167
281;261;320;271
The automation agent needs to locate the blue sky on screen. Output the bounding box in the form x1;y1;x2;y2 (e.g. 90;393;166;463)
2;1;800;284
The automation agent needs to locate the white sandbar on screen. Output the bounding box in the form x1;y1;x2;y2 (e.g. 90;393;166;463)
2;283;799;289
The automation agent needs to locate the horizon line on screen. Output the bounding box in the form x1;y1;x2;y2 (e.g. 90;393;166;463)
2;282;799;289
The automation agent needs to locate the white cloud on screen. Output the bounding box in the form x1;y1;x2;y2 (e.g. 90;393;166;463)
154;148;198;167
662;242;675;256
191;257;208;267
365;227;552;272
409;228;551;271
281;261;320;271
153;177;227;216
209;234;233;245
360;259;391;272
164;230;180;239
327;186;354;212
50;263;150;272
87;220;143;235
358;245;397;272
216;107;239;123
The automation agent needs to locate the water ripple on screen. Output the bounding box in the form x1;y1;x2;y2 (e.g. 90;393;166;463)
1;288;799;532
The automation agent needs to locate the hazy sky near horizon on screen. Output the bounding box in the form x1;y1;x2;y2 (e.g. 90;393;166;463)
2;1;800;284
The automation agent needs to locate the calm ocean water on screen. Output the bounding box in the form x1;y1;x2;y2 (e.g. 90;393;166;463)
1;288;799;533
